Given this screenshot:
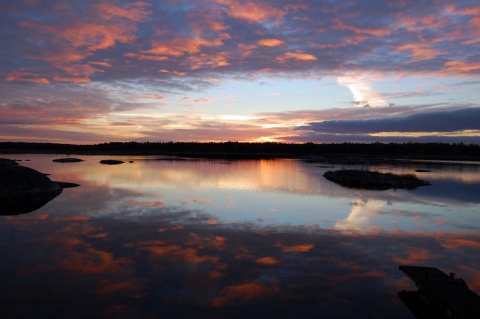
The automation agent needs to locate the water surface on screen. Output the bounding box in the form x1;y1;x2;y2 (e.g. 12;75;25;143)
1;155;480;318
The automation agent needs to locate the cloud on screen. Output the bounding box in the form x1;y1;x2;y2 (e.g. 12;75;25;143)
276;51;317;62
299;107;480;134
3;0;480;85
258;38;285;47
6;71;50;84
217;0;285;24
1;0;480;143
336;75;387;107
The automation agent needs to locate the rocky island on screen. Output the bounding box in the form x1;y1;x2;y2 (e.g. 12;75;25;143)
0;158;78;215
323;169;430;190
100;159;125;165
52;157;84;163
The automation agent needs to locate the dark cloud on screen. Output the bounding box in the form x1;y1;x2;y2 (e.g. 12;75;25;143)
298;107;480;134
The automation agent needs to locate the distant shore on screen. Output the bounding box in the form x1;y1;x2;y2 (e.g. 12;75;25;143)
1;141;480;162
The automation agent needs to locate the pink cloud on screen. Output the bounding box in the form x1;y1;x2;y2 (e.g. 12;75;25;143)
392;248;434;264
444;61;480;73
276;51;317;62
217;0;285;24
93;2;151;22
258;38;285;47
396;43;445;62
333;18;391;37
6;71;50;84
212;282;276;307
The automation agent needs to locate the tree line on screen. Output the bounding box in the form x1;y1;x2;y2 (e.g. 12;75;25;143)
1;141;479;160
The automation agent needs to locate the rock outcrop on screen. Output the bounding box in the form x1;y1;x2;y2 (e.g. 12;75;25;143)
99;159;125;165
0;158;63;215
52;158;84;163
323;169;430;190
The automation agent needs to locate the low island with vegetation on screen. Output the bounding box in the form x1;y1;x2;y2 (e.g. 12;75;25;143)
323;170;431;190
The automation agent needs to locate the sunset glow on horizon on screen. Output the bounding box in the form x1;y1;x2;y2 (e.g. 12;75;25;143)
2;0;480;144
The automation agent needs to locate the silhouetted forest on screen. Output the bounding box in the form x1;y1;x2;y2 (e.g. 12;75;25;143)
1;141;480;160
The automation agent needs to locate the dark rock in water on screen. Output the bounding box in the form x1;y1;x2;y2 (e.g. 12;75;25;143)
323;169;430;190
100;159;125;165
0;160;63;215
415;169;431;172
52;157;84;163
53;181;81;188
0;158;18;166
0;164;62;198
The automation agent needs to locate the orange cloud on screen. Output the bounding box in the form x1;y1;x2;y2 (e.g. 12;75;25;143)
471;16;480;28
89;61;112;67
159;69;187;76
397;43;445;61
53;216;90;223
6;71;50;84
184;233;227;251
189;15;229;36
258;38;285;47
444;60;480;72
237;43;257;57
60;23;136;52
93;2;151;22
15;2;148;83
446;4;480;16
275;243;314;253
395;13;448;32
218;0;285;24
333;19;391;37
190;50;230;68
212;282;275;307
134;34;230;65
60;247;126;274
256;256;280;265
34;50;87;65
134;237;224;265
441;239;480;249
53;75;91;83
392;248;433;264
276;51;317;62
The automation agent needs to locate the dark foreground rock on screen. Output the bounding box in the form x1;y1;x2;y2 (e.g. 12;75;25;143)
0;159;63;215
323;170;430;190
52;157;84;163
0;158;18;165
53;181;81;188
100;159;125;165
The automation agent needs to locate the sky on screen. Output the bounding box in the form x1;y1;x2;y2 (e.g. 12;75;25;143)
1;0;480;144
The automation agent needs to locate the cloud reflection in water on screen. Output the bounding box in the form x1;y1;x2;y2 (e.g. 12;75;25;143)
2;207;480;318
1;155;480;318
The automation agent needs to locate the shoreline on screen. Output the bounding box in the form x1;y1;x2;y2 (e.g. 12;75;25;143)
1;141;480;162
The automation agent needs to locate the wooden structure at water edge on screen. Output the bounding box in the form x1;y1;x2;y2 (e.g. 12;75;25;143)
398;265;480;319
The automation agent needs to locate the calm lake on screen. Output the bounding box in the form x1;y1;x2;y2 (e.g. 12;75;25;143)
1;154;480;318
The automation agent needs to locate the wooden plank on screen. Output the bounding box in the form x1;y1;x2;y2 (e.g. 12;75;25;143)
399;265;480;319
